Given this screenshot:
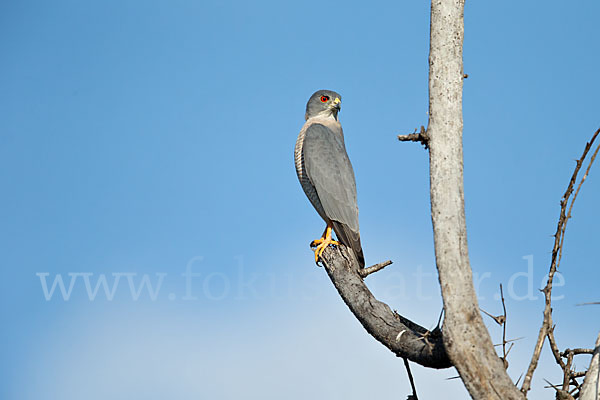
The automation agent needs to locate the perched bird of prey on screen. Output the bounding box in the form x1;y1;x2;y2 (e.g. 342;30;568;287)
294;89;365;267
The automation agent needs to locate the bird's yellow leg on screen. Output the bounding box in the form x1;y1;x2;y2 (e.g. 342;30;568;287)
310;226;329;247
310;223;339;263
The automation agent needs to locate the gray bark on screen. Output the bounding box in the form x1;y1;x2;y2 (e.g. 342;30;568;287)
580;332;600;400
427;0;524;398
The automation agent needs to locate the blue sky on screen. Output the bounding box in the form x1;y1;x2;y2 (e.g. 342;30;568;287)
1;1;599;399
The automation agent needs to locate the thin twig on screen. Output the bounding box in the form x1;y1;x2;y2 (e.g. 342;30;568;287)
521;128;600;395
493;337;525;347
359;260;393;278
515;373;524;386
403;357;419;400
571;371;587;379
563;350;574;391
569;376;582;400
570;377;582;392
506;342;515;358
500;284;508;368
562;348;595;356
549;325;567;369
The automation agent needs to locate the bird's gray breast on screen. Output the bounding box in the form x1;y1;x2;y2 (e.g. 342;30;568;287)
295;122;329;222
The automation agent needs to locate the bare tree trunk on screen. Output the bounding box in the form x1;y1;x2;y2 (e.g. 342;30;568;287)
427;0;524;398
580;332;600;400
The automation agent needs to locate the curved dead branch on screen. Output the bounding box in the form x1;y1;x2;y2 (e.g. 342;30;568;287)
319;245;451;369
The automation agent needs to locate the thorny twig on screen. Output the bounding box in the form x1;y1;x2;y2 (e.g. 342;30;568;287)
544;379;576;400
480;307;505;326
494;337;525;347
547;347;596;399
481;284;510;369
521;128;600;395
500;284;508;369
558;348;595;399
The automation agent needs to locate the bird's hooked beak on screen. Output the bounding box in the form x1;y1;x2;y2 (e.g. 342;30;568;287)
328;97;341;120
331;97;341;111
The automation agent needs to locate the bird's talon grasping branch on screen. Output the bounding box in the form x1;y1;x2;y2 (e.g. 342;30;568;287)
310;238;340;248
311;223;339;263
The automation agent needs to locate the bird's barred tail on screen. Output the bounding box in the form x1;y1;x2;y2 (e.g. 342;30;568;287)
333;221;365;268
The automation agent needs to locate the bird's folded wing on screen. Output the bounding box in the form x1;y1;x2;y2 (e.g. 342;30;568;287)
303;123;359;233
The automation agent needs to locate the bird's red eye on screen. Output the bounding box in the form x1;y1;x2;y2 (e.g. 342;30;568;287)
320;95;329;103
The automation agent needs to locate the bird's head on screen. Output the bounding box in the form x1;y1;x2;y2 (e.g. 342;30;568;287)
305;89;342;121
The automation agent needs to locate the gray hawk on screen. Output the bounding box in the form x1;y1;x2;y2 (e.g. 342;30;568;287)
294;89;365;267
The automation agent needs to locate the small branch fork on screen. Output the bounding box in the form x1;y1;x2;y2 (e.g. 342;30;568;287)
521;128;600;396
481;284;514;369
548;344;597;399
543;345;595;399
398;126;429;149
